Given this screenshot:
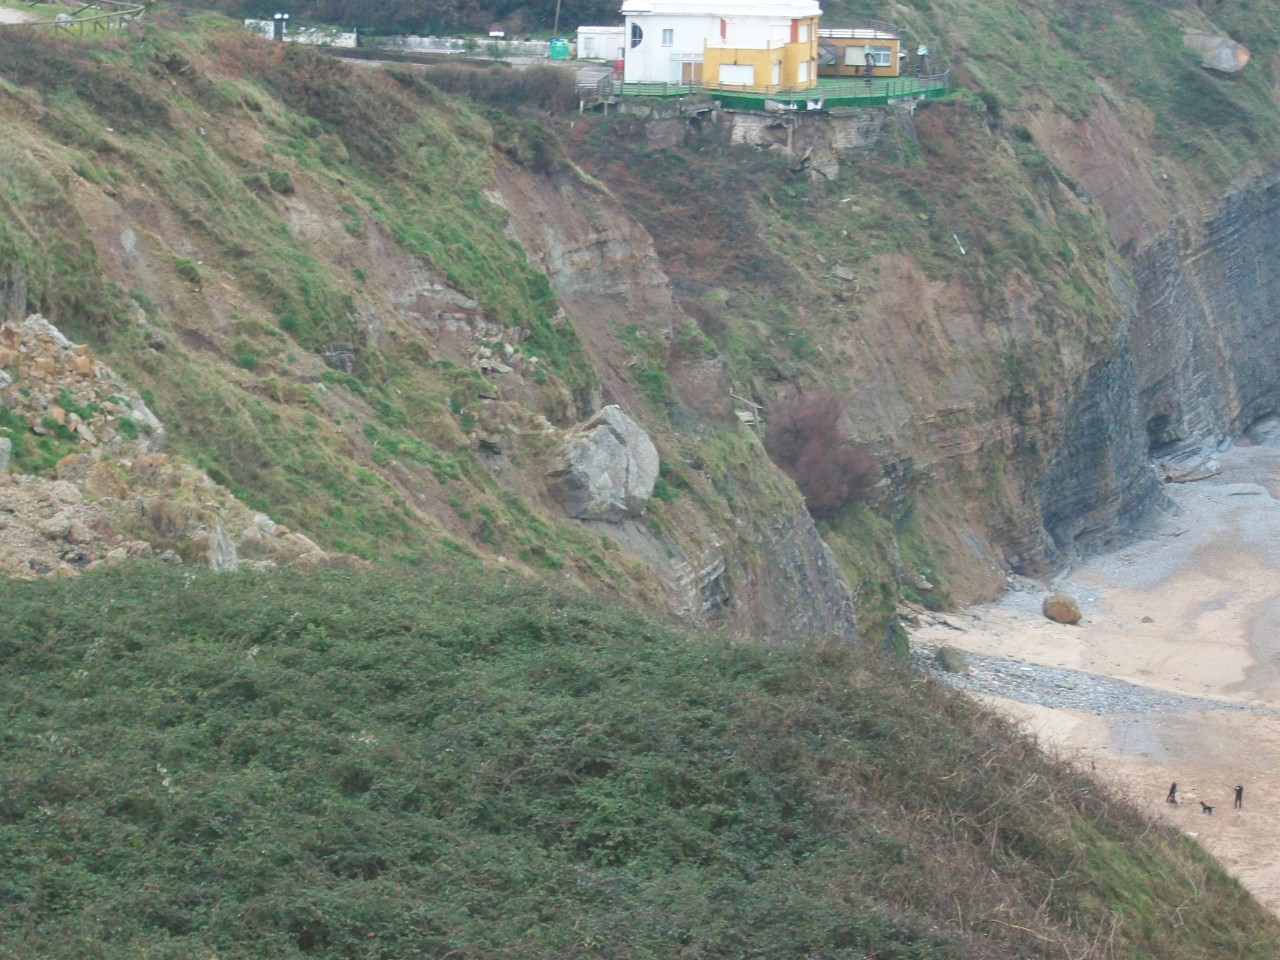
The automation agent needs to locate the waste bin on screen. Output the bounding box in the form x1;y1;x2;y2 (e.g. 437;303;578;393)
549;37;570;60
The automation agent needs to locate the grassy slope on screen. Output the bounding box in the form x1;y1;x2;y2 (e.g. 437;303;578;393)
0;15;814;612
2;564;1277;959
0;16;617;575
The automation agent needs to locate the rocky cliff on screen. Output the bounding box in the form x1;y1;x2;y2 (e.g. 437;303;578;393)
1130;170;1280;456
565;1;1280;612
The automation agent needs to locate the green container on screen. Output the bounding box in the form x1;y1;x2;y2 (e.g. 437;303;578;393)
549;37;570;60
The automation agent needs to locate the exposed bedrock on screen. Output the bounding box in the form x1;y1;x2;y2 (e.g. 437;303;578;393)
1036;168;1280;568
1038;325;1166;566
1129;171;1280;458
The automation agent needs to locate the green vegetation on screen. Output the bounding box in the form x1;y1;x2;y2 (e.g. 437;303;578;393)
0;406;78;474
2;564;1277;959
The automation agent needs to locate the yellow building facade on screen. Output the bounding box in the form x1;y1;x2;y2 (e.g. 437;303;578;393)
701;15;819;92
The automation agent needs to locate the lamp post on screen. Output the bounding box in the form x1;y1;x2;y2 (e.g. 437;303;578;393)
273;12;289;41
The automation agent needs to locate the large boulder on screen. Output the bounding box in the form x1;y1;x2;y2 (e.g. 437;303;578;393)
548;405;659;521
1042;592;1082;625
1183;31;1251;74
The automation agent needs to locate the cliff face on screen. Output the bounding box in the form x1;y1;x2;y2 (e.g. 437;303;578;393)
1040;168;1280;562
568;0;1280;611
1129;170;1280;456
490;158;858;642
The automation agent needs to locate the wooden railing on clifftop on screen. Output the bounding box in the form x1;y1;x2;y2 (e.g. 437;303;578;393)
3;0;146;36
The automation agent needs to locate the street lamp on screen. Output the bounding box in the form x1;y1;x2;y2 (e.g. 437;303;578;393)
273;12;289;41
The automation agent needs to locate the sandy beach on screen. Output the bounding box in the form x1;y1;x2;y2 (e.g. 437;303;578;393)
913;442;1280;914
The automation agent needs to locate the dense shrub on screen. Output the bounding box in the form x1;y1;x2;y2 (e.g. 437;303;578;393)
420;64;578;114
764;391;879;518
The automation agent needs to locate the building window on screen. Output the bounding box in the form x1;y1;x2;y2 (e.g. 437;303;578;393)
662;28;673;47
798;22;810;42
798;60;810;82
718;63;754;85
845;45;892;67
630;23;643;49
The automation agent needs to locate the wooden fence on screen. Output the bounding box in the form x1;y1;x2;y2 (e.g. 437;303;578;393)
5;1;146;37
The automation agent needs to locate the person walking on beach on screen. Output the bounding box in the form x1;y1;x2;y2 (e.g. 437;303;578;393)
1167;782;1178;804
1235;784;1244;809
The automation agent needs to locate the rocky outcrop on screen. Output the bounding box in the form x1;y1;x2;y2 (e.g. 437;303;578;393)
549;405;659;520
1128;171;1280;456
729;110;887;180
736;507;859;643
0;452;327;580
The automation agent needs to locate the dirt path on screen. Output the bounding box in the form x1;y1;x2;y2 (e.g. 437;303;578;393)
913;442;1280;914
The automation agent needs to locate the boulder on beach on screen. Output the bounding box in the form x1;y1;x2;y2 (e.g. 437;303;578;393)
934;645;969;673
1042;592;1081;625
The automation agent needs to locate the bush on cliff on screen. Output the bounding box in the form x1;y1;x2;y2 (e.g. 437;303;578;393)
764;391;880;518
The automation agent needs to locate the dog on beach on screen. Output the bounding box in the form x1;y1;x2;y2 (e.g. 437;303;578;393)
1199;801;1214;815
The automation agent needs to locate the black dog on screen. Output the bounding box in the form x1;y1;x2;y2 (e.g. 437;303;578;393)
1199;801;1214;815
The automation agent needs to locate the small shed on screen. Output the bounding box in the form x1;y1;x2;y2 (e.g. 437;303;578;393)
577;25;626;60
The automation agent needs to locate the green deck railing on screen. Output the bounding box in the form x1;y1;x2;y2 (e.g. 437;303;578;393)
610;71;950;109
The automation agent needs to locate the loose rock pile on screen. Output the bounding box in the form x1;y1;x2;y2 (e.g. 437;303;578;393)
1;315;329;579
0;314;163;454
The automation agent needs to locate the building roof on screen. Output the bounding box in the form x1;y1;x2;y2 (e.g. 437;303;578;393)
621;0;822;17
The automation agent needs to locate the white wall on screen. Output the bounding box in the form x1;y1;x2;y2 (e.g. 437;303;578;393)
243;19;358;48
625;14;721;82
578;26;625;60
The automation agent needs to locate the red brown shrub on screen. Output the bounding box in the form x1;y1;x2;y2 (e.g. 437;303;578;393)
764;392;878;518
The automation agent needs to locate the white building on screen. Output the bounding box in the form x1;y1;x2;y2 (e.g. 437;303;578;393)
620;0;822;91
243;18;358;48
577;25;626;60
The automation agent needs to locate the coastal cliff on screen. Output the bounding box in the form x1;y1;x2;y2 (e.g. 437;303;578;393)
3;2;1280;642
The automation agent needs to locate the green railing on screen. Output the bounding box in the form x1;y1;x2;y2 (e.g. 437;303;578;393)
612;70;951;109
4;0;145;35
